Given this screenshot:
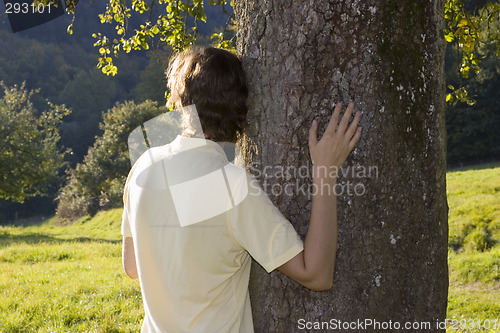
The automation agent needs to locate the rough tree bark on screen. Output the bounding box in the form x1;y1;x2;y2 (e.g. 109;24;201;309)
235;0;448;332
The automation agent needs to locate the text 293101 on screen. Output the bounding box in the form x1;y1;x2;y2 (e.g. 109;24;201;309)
5;2;52;14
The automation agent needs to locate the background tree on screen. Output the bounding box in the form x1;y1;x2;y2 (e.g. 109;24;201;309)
0;82;69;203
56;100;166;219
235;1;448;331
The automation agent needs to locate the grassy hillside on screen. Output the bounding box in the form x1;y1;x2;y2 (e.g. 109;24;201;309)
0;165;499;331
447;163;500;252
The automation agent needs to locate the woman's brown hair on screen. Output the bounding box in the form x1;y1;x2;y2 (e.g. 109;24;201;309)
166;46;248;143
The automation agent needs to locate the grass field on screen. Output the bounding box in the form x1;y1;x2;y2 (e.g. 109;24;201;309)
446;163;500;332
0;210;143;332
0;164;499;332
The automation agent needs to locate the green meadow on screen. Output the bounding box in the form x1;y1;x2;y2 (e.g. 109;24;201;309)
1;164;499;332
446;163;500;333
0;210;143;332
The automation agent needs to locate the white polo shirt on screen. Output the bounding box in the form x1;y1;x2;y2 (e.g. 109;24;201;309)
122;135;303;333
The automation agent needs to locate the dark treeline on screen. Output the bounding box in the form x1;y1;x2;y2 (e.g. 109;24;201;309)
445;42;500;168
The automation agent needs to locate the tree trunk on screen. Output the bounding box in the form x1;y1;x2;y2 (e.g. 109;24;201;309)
234;0;448;332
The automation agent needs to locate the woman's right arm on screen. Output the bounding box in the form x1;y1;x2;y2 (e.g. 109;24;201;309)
277;102;362;291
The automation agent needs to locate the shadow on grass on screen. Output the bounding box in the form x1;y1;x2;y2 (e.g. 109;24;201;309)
0;214;94;228
448;161;500;172
0;232;120;248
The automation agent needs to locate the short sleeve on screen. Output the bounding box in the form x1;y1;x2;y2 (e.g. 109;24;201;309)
229;176;304;273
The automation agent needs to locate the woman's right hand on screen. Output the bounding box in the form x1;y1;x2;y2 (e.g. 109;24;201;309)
308;102;362;171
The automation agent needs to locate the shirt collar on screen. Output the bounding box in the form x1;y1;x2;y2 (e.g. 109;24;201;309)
170;135;229;161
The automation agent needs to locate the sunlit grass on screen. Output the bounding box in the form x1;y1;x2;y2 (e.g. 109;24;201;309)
446;163;500;330
0;209;143;332
446;285;500;333
447;163;500;251
448;248;500;284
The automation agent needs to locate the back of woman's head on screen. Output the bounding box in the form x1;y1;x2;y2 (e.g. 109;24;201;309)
167;47;249;143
